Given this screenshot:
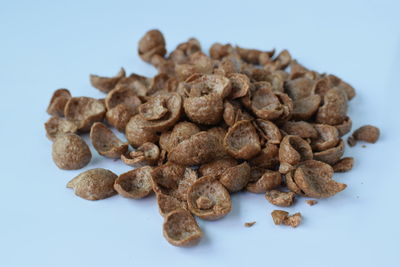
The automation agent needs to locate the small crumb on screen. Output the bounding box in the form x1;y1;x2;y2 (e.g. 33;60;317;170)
362;144;366;148
283;212;302;228
244;221;256;227
306;200;318;206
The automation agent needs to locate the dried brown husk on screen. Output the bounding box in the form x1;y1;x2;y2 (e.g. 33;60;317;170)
105;86;142;111
44;117;78;141
169;131;225;165
279;135;313;166
352;125;380;143
187;175;232;220
47;89;71;117
333;157;354;172
90;68;126;93
64;97;106;132
90;122;128;159
224;120;261;160
67;168;117;200
199;158;238;178
151;163;197;202
281;121;318;139
316;88;348;125
246;170;282;194
163;209;202;247
313;139;345;165
219;162;251;193
52;133;91;170
105;104;136;132
311;124;340;152
121;142;160;166
292;160;346;198
253;119;282;144
249;143;279;169
114;166;153;199
138;29;167;63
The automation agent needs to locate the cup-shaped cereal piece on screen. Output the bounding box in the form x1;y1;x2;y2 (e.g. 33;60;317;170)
281;121;318;139
67;168;117;200
184;94;224;125
289;60;309;78
265;190;296;207
151;163;197;202
313;139;345;165
335;116;352;137
138;97;169;120
44;117;78;141
266;71;286;92
125;115;159;147
121;142;160;166
236;46;274;65
105;86;142;111
90;122;128;159
254;119;282;144
199;158;238;177
151;162;186;191
169;131;224;165
285;169;303;195
47;89;71;117
187;176;232;220
311;124;339;152
352;125;380;143
170;38;202;64
90;68;126;93
219;162;251;193
279;135;313;166
292;94;321;120
138;29;166;63
52;133;91;170
159;121;200;152
186;74;232;98
251;87;292;121
209;43;234;60
284;77;315;100
270;49;291;70
156;192;188;217
163;209;203;247
114;73;149;97
64;97;106;132
140;93;183;132
313;75;355;100
246;170;282;194
249;143;279;169
316;88;348;125
106;104;136;132
249;167;269;183
333;157;354;172
114;166;153;199
175;52;213;81
293;160;346;198
224;120;261;160
227;73;250;99
223;100;253;126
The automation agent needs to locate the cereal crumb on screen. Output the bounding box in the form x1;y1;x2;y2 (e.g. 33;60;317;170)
244;221;256;227
306;200;318;206
362;144;366;148
271;210;302;228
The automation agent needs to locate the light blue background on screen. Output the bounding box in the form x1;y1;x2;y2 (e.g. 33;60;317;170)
1;0;399;266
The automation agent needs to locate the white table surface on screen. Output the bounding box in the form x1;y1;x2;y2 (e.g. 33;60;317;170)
1;0;399;266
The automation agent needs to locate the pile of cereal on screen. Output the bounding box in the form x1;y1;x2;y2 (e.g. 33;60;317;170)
45;29;380;246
